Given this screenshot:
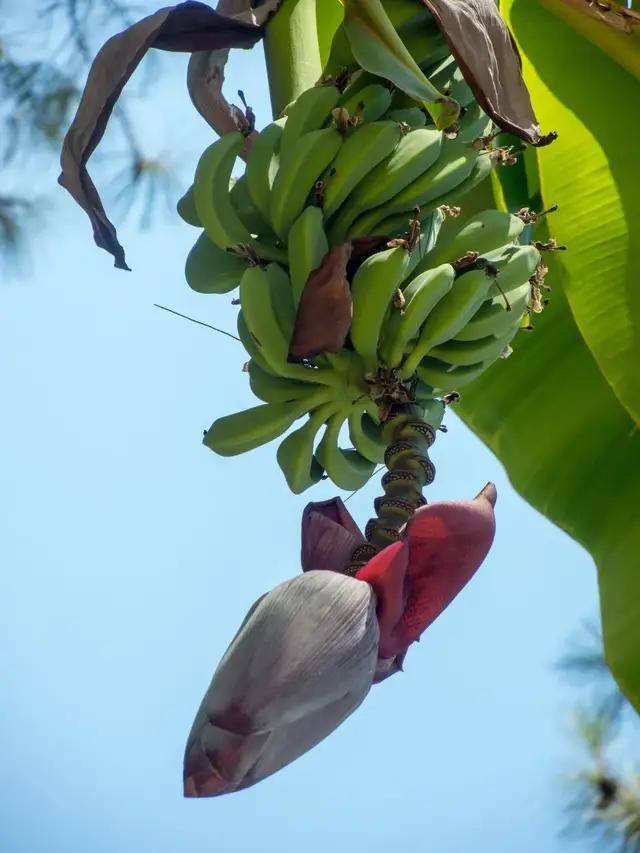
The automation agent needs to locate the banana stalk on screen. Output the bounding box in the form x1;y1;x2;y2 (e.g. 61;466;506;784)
345;402;443;574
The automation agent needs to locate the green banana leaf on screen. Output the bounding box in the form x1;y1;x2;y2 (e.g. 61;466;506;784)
453;1;640;711
505;0;640;424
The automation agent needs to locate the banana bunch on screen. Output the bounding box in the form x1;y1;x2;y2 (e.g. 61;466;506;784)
174;2;544;494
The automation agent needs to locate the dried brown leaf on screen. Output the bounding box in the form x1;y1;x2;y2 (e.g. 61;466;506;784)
186;0;282;155
58;1;263;270
421;0;557;146
347;234;390;280
289;243;353;359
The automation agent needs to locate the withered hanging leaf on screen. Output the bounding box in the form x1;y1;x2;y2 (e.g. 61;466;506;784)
58;1;263;270
289;243;353;359
420;0;557;146
186;0;282;155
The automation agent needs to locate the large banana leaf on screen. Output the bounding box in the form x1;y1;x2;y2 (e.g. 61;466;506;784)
505;0;640;424
455;0;640;711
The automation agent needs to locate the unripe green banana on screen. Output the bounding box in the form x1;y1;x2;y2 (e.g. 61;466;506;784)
177;186;201;227
428;328;518;366
316;408;376;490
327;127;442;242
428;56;474;109
229;175;274;238
367;147;495;239
485;245;541;296
348;408;386;463
239;264;294;374
193;131;285;262
383;107;427;128
343;0;459;130
455;281;531;342
288;206;329;307
238;304;337;387
350;138;484;237
419;210;526;269
185;232;249;295
337;83;393;123
337;70;379;102
401;266;498;378
280;84;341;155
277;402;338;494
456;101;493;144
270;127;343;241
248;360;318;403
379;263;456;367
204;386;332;457
322;120;402;219
350;244;423;367
416;358;493;394
245;119;286;222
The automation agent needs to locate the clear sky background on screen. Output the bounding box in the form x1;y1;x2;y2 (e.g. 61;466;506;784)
1;13;600;853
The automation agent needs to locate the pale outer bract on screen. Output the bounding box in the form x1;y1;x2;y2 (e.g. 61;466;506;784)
184;570;380;796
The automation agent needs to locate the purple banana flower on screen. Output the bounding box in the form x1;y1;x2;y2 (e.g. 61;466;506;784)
184;485;496;797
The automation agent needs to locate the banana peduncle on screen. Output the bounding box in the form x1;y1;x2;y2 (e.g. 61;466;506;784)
344;403;436;575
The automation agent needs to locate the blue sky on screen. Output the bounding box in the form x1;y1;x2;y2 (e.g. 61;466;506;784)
1;18;600;853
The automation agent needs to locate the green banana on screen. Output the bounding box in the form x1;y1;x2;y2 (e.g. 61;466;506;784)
379;263;456;367
429;328;518;366
367;147;495;239
401;266;499;378
337;83;393;123
416;358;493;394
316;408;376;490
239;264;294;374
343;0;459;130
248;360;319;403
327;127;442;242
288;206;329;307
383;107;427;128
193;131;285;262
270;127;343;241
204;387;332;457
455;281;531;342
428;56;474;109
456;101;493;145
277;402;338;494
420;210;526;269
177;186;201;227
350;244;423;366
185;232;249;295
336;70;379;102
229;175;273;238
486;245;542;297
348;408;386;463
245;119;286;222
237;310;274;375
350;138;484;236
321;120;402;219
280;84;341;155
238;302;337;387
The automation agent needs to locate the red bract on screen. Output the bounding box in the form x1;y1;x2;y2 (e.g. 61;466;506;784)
302;484;497;678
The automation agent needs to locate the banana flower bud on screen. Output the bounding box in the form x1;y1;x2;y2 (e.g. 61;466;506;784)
184;484;496;796
184;571;379;797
